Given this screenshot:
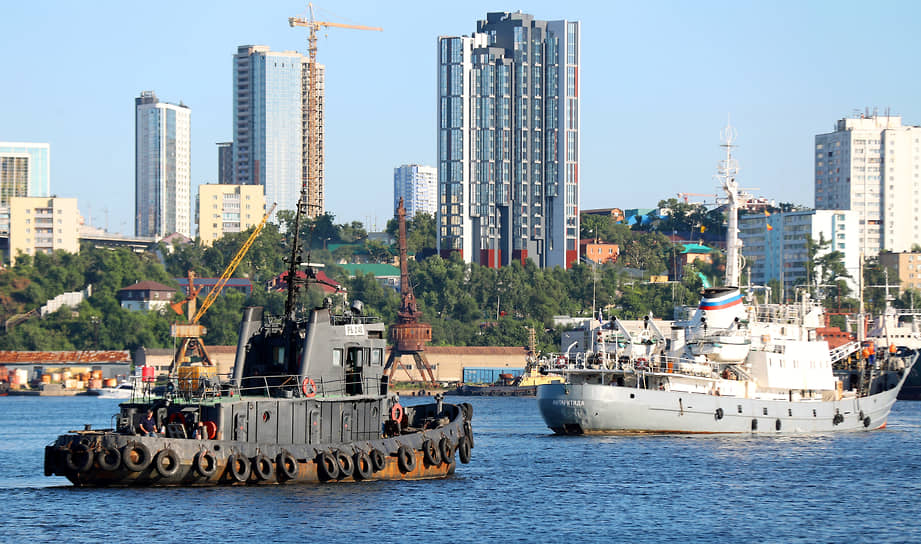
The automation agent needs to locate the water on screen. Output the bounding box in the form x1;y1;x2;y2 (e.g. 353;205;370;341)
2;395;920;543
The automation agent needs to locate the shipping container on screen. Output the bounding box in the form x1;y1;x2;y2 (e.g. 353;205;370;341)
462;367;524;384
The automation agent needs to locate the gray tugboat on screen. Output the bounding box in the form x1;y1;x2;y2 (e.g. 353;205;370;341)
44;195;473;486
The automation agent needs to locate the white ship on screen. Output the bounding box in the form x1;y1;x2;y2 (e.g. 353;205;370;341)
85;381;135;399
537;125;916;434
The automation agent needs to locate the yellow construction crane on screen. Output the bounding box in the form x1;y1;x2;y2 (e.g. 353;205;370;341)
169;203;276;380
289;4;381;218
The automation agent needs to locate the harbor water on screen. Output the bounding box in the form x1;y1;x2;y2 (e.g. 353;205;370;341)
3;395;920;543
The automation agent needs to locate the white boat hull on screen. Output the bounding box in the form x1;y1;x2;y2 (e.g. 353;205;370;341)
537;369;908;434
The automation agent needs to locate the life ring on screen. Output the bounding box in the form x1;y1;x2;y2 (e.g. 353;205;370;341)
96;447;121;471
65;444;94;472
317;451;339;481
252;454;274;481
202;420;218;440
228;454;251;483
714;408;724;421
397;445;416;473
439;437;454;463
194;451;217;477
390;403;404;423
353;451;373;480
369;449;386;473
462;421;474;448
276;451;298;481
421;439;441;467
121;442;151;472
154;448;180;478
457;436;472;464
301;377;317;398
334;450;353;479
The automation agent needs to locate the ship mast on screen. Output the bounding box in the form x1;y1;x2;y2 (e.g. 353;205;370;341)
284;181;310;320
718;122;742;288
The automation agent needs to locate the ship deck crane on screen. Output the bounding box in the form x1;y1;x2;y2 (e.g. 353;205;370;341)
289;4;382;218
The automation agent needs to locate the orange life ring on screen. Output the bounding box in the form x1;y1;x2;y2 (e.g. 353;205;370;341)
202;420;217;440
302;377;317;398
390;403;404;422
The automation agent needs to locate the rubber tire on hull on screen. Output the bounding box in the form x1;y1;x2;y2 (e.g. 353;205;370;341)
334;450;354;479
353;451;373;480
439;437;454;463
277;451;298;481
122;443;151;472
44;446;58;476
397;445;416;473
154;448;181;478
317;451;340;481
422;439;441;467
195;451;217;477
369;449;385;473
864;416;872;428
458;436;472;464
96;447;121;471
252;454;274;481
228;454;251;483
65;444;94;473
463;421;474;448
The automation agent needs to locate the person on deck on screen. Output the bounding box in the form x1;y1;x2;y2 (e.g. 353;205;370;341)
138;409;158;437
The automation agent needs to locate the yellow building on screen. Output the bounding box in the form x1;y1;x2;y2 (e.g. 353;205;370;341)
880;251;921;293
8;196;79;264
197;184;266;246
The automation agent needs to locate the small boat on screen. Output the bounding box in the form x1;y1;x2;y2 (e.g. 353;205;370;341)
86;381;135;399
537;125;916;435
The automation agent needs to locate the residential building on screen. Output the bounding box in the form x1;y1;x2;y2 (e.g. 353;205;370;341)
196;183;266;245
738;209;859;299
116;280;177;312
437;12;581;269
135;91;192;238
0;142;50;206
580;239;618;264
815;113;921;255
879;252;921;293
217;142;234;184
6;196;79;264
393;164;436;218
233;45;325;219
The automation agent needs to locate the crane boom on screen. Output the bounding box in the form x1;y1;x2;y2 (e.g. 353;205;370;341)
288;18;382;32
192;203;277;323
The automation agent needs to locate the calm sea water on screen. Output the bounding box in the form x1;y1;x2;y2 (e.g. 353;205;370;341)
2;395;919;543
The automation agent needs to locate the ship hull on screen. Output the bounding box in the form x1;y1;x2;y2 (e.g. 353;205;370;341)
537;373;907;435
45;400;473;487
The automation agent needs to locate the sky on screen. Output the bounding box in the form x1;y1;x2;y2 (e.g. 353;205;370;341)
2;1;921;236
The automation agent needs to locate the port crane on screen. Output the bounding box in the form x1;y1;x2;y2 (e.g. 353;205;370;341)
289;4;382;218
169;203;277;377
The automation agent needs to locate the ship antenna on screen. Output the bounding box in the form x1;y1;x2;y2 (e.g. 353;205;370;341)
717;119;742;288
284;184;310;320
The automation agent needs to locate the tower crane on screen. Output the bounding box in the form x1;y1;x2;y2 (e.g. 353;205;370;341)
289;4;382;218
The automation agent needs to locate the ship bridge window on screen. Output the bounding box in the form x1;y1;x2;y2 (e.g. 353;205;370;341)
332;348;343;367
346;347;368;368
371;348;382;366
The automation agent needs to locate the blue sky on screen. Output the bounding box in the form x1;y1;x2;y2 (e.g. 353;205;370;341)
2;1;920;235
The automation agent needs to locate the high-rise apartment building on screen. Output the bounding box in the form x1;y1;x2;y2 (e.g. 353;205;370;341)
197;183;266;246
217;142;234;184
393;164;437;219
815;113;921;255
233;45;325;219
7;196;80;264
135;91;191;238
437;12;581;269
0;142;50;206
738;209;859;299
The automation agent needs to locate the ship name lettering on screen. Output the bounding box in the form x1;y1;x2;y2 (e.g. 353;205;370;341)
344;324;365;336
553;400;584;407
